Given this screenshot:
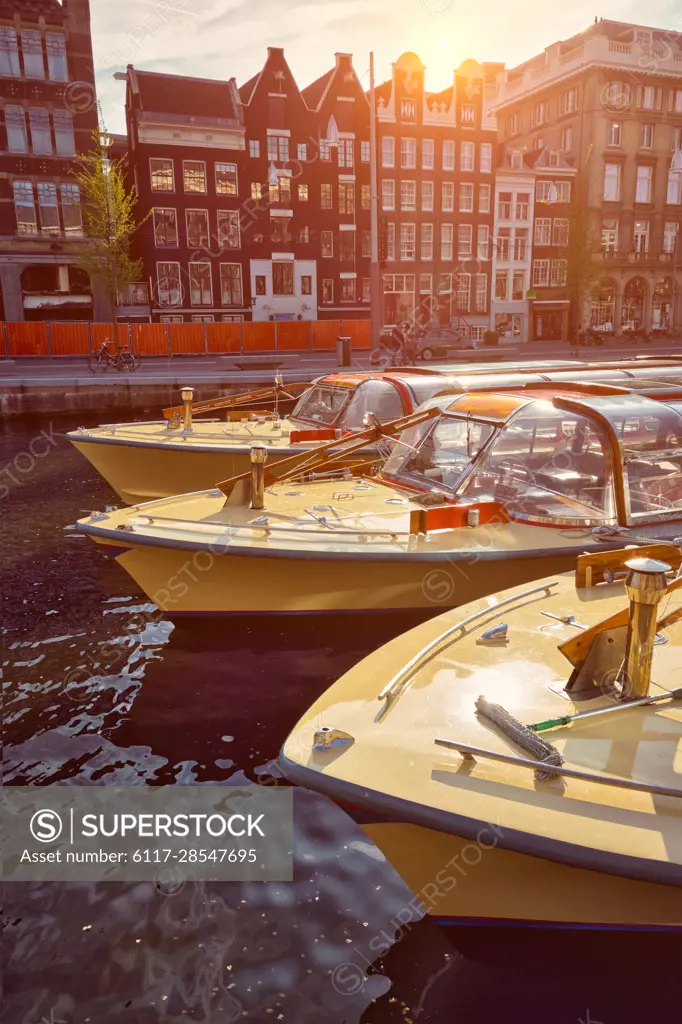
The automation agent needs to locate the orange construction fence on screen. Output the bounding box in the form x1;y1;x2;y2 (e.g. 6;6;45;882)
0;319;374;357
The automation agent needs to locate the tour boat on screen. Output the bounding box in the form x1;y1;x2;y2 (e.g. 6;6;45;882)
68;358;682;505
279;546;682;950
77;380;682;618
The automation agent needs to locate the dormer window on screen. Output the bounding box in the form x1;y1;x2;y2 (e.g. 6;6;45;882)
510;149;523;170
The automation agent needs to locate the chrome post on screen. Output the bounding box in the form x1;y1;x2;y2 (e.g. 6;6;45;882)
250;443;267;509
622;557;670;699
181;386;194;432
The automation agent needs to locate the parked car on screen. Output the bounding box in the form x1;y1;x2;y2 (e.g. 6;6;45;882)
410;327;478;361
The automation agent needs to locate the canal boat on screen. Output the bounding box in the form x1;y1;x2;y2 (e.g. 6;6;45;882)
278;547;682;951
77;380;682;618
68;358;682;506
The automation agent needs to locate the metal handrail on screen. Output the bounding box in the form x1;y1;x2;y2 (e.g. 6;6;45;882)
125;511;414;541
434;738;682;799
377;582;559;712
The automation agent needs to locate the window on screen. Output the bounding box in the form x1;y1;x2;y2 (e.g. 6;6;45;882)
442;140;455;170
340;278;356;301
512;271;525;301
320;183;333;209
515;193;529;220
338;139;354;168
421;181;434;211
339;233;354;261
477;224;489;260
480;143;492;173
382;136;395;167
251;182;262;200
322;279;334;302
151;158;174;192
298;225;310;244
475;273;488;313
437;273;452;296
5;106;27;153
494;270;507;301
401;137;416;169
184;161;206;193
531;100;548;127
634;219;649;254
534;136;545;152
37;182;59;233
298;183;308;202
382;179;395;210
361;140;371;163
319;139;331;161
13;181;37;235
561;126;573;152
496;227;511;261
339;182;355;214
272;261;294;296
532;259;550;286
154;208;178;246
552;218;569;246
513;228;528;261
53;110;75;157
398;180;415;212
459;183;474;212
356;184;368;212
321;230;333;257
555;181;571;203
441;181;454;212
386;222;395;261
441;223;453;260
455;272;471;312
60;183;82;236
535;218;551;245
663;222;679;254
667;170;682;205
561;88;578;114
607;121;622;147
601;218;619;252
674;90;682;115
420;273;432;294
421;223;433;260
508;112;520;135
217;210;240;249
498;191;512;219
189;261;212;305
270;174;290;205
550;259;567;286
422;138;434;169
460;141;474;171
603;163;621;201
301;274;312;294
361;230;371;257
297;143;307;161
21;30;44;78
255;275;266;295
249;140;260;158
267;135;289;161
215;162;237;196
400;223;416;261
29;108;51;155
640;124;654;149
510;149;523;170
157;263;182;305
45;32;67;81
191;315;214;323
0;27;20;76
458;224;473;258
641;86;657;111
636;164;653;204
186;209;209;248
479;184;491;214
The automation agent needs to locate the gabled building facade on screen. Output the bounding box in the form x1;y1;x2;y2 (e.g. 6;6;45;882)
0;0;98;322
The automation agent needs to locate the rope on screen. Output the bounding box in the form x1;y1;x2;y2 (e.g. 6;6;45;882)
475;695;565;782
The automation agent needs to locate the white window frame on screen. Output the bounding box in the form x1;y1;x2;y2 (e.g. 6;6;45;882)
603;163;621;202
382;136;395;168
442;140;455;171
217;209;240;250
458;224;473;259
153;207;179;247
635;164;653;204
215;162;238;196
183;160;207;194
440;223;453;261
421;180;434;212
422;138;434;170
420;223;433;261
441;181;454;212
535;218;551;246
479;184;491;214
400;222;416;261
475;273;488;313
382;179;395;211
189;260;213;306
157;261;183;306
532;259;550;287
185;208;210;249
460;141;475;172
249;139;260;158
400;180;416;212
480;142;492;173
459;182;474;213
220;263;243;306
401;137;416;169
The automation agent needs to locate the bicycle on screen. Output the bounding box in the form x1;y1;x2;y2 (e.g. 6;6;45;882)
88;337;141;373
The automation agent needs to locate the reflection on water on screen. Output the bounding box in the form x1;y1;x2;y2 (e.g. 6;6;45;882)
2;414;681;1024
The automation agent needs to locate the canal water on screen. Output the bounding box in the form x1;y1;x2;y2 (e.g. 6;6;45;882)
2;413;680;1024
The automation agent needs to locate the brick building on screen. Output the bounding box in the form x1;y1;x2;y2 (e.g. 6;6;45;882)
489;19;682;336
0;0;98;322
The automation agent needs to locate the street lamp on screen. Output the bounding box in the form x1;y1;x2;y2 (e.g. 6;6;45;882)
368;52;382;356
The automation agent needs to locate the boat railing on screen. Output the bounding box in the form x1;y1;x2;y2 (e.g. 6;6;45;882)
377;582;559;715
128;512;414;542
434;738;682;799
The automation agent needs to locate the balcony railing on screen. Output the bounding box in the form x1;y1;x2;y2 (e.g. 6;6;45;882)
598;248;676;265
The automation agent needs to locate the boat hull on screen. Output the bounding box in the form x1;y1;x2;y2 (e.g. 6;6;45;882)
92;536;588;616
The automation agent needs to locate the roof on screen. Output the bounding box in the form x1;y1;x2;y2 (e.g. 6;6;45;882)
446;392;531;422
239;73;259;104
133;69;240;120
301;68;335;109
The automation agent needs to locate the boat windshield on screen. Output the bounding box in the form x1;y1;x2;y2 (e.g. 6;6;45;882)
457;404;617;523
340;380;405;429
383;415;496;493
616;403;682;519
291;386;350;426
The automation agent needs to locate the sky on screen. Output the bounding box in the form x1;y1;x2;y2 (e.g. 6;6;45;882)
88;0;682;133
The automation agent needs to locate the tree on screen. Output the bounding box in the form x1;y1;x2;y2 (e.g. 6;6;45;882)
71;125;149;344
563;203;602;333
